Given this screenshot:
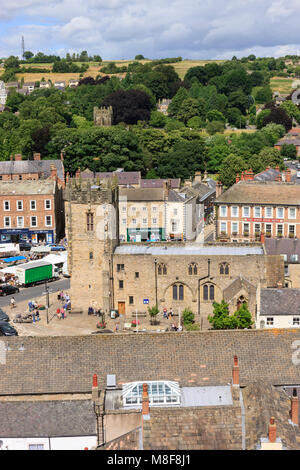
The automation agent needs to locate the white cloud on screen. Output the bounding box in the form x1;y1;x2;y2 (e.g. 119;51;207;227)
0;0;300;59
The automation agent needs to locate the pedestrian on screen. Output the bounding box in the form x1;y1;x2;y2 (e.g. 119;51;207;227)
61;307;65;320
10;297;15;309
57;290;61;301
178;324;183;332
32;311;36;323
88;306;94;315
35;310;40;321
60;291;64;302
163;307;167;318
28;301;33;312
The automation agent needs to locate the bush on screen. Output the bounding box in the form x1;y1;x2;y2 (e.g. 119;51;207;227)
182;308;195;325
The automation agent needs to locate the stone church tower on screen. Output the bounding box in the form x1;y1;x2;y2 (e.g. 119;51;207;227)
93;106;113;126
64;175;118;312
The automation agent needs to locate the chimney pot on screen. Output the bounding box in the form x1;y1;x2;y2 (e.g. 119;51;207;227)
292;388;299;426
142;383;150;415
232;355;239;385
93;374;98;388
14;154;22;161
33;153;41;161
268;417;276;443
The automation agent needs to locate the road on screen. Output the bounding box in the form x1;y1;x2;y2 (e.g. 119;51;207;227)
0;278;70;308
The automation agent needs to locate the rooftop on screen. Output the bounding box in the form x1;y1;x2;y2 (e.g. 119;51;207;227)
0;159;64;180
114;244;264;256
0;180;55;196
215;181;300;205
260;288;300;316
2;329;300;396
0;399;96;438
265;238;300;261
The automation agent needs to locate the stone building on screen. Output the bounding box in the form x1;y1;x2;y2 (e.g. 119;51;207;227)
93;106;113;126
64;176;283;325
0;80;7;105
215;180;300;242
112;244;283;328
64;178;118;312
0;153;65;188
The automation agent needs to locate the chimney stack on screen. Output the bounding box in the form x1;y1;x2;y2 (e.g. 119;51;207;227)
163;180;169;199
14;154;22;161
142;383;150;416
292;388;299;426
248;168;254;181
194;171;202;183
75;168;81;179
50;164;57;180
216;181;223;198
10;155;13;161
60;151;64;161
286;168;291;183
232;355;239;386
33;153;41;161
236;173;240;183
268;417;276;443
92;374;99;402
241;171;244;181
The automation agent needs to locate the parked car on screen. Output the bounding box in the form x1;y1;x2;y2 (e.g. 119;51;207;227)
0;308;9;322
0;322;18;336
47;244;66;251
19;242;31;251
0;284;20;296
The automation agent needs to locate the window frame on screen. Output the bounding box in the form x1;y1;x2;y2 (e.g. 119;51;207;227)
30;216;37;227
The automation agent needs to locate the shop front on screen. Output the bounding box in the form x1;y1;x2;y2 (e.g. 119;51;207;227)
127;228;166;242
0;229;54;244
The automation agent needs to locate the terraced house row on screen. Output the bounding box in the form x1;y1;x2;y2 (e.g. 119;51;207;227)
215;180;300;242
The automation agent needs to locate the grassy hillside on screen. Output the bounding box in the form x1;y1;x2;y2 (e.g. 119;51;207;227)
270;76;294;95
16;59;226;84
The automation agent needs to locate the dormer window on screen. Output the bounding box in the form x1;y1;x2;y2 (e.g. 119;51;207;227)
122;381;181;407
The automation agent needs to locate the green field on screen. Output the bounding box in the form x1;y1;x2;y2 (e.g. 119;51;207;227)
270;77;294;95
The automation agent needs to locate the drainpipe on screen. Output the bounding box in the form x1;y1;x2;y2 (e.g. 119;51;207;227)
198;258;211;330
154;258;158;307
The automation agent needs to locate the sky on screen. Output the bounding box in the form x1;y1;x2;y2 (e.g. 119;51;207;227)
0;0;300;60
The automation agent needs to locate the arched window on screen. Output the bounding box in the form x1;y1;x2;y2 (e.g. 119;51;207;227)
203;283;214;301
172;284;184;300
158;263;167;275
188;263;198;275
220;263;229;275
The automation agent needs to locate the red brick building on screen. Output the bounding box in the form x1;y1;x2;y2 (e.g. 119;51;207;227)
215;180;300;242
0;153;65;188
0;180;64;244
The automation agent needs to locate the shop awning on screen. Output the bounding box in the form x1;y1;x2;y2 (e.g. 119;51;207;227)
2;256;26;263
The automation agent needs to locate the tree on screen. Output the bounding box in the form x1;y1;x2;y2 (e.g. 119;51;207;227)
149;111;166;128
208;300;234;329
255;86;273;104
281;143;297;159
157;140;205;179
219;153;247;187
135;54;145;60
206;120;225;135
207;109;226;122
177;98;200;123
258;147;283;168
148;305;159;325
4;56;20;70
23;51;34;60
182;308;200;330
256;109;271;129
187;116;203;129
167;87;189;117
208;300;253;329
262;106;292;132
102;89;151;125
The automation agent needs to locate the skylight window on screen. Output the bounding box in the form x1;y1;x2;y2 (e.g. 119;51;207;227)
122;381;181;407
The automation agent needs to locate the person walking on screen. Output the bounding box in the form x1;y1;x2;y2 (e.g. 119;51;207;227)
61;307;65;320
35;310;40;321
10;297;15;309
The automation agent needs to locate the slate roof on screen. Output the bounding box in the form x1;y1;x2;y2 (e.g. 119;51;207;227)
265;238;300;262
243;381;300;450
119;188;164;201
2;330;300;396
275;139;300;146
254;168;281;182
140;179;180;189
215;181;300;205
260;288;300;316
183;182;216;201
80;170;140;186
0;180;55;195
0;159;64;180
0;400;96;438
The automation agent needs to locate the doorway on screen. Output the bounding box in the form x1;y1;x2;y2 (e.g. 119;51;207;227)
118;302;126;315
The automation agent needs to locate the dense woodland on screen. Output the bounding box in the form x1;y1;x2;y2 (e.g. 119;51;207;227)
1;53;300;186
